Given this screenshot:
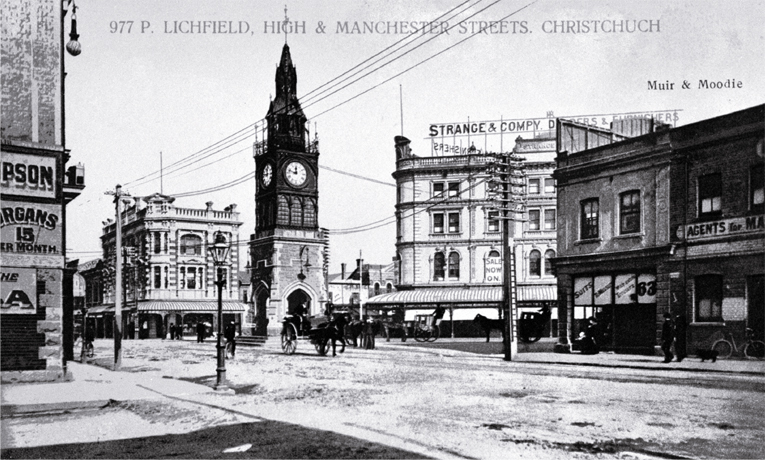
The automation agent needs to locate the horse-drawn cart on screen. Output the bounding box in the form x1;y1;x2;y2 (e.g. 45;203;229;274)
280;315;346;356
412;314;440;342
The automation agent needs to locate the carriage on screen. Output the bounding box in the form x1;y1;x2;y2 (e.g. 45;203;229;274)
280;314;346;356
412;314;440;342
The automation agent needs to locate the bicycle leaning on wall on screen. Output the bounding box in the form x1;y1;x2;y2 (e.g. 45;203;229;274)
712;328;765;359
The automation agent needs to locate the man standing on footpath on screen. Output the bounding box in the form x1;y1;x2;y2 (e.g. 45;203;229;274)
661;312;675;363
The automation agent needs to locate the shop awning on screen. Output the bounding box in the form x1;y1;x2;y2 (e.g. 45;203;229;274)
365;285;556;306
137;301;248;313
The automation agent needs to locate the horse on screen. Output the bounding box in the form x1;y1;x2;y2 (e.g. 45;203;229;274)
313;314;348;357
473;314;505;343
345;318;382;347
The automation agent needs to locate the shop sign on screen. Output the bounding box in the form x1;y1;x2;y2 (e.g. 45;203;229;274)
614;274;636;304
637;274;657;304
0;202;61;255
593;276;612;305
515;140;556;152
679;215;764;240
0;268;37;314
1;153;56;199
573;277;593;305
485;257;502;282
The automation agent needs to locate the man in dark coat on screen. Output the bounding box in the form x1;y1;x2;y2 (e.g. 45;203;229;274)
661;312;675;363
196;321;206;343
674;314;687;362
224;321;237;358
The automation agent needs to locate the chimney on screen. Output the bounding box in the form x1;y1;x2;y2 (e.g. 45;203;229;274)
341;263;346;279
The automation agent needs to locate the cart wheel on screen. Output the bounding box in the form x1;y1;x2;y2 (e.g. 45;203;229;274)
281;323;297;355
413;326;426;342
427;326;440;342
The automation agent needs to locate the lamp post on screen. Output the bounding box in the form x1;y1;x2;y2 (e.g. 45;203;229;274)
208;232;231;391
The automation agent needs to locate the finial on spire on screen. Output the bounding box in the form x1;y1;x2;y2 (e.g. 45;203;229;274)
283;5;289;44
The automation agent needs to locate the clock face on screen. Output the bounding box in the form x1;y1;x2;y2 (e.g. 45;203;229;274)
285;161;307;187
262;163;273;187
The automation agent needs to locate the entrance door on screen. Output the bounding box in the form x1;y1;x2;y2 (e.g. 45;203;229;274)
612;304;656;354
287;289;311;316
748;275;765;341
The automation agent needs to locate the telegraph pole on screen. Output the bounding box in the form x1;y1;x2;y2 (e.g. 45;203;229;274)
106;184;130;370
488;152;525;361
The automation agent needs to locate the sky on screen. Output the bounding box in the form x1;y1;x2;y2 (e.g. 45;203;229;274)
63;0;765;274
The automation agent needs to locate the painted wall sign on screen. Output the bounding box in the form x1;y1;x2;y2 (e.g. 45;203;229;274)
485;256;502;282
0;152;57;198
680;215;764;240
0;268;37;314
515;140;556;152
614;274;636;304
637;274;657;304
593;275;612;305
0;202;62;255
573;277;593;305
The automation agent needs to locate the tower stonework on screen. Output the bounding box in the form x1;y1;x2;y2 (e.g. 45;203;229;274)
250;44;327;333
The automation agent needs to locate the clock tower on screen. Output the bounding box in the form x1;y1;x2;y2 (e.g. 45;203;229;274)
250;44;328;334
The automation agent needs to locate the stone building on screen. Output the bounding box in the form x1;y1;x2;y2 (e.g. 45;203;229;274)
1;0;85;382
553;105;764;354
249;44;330;334
327;261;396;308
97;194;246;339
366;134;558;337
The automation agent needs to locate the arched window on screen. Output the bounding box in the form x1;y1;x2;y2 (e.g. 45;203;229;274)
277;196;290;225
374;282;380;296
304;199;316;227
433;252;445;281
544;250;555;276
180;234;202;256
448;252;460;279
290;197;303;226
386;283;393;293
488;250;500;258
529;250;541;277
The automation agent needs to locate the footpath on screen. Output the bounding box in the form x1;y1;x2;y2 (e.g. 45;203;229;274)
2;338;763;417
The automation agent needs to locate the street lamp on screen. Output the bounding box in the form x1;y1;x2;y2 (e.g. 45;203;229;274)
208;231;231;391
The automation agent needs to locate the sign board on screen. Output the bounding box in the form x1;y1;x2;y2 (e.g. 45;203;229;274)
484;257;502;282
614;274;636;304
0;202;62;255
573;277;593;305
1;152;57;199
593;275;613;305
679;215;764;240
0;268;37;314
637;274;657;304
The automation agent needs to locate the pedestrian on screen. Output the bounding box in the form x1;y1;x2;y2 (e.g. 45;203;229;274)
224;321;237;358
674;314;687;362
661;312;674;363
581;317;600;355
196;321;206;343
169;323;176;340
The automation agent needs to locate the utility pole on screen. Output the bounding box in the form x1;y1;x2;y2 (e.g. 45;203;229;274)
488;152;525;361
106;184;130;370
358;251;364;319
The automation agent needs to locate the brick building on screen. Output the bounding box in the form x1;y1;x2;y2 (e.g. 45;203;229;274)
1;0;85;382
553;105;764;354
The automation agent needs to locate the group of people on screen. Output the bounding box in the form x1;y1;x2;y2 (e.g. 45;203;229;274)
576;316;602;355
661;312;687;363
168;323;185;340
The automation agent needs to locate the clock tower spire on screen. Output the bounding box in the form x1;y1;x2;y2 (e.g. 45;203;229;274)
249;45;327;335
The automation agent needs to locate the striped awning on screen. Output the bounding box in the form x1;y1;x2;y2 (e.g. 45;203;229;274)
137;301;248;312
365;285;556;305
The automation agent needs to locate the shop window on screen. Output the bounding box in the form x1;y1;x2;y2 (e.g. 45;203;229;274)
619;190;641;234
695;274;723;322
448;252;460;279
544;178;555;194
433;213;444;234
698;173;722;216
433;252;445;281
544;249;555;275
528;210;540;230
529;250;541;277
180;235;202;255
580;198;599;239
487;210;500;232
544;209;556;230
528;178;540;194
751;164;764;213
448;212;460;233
